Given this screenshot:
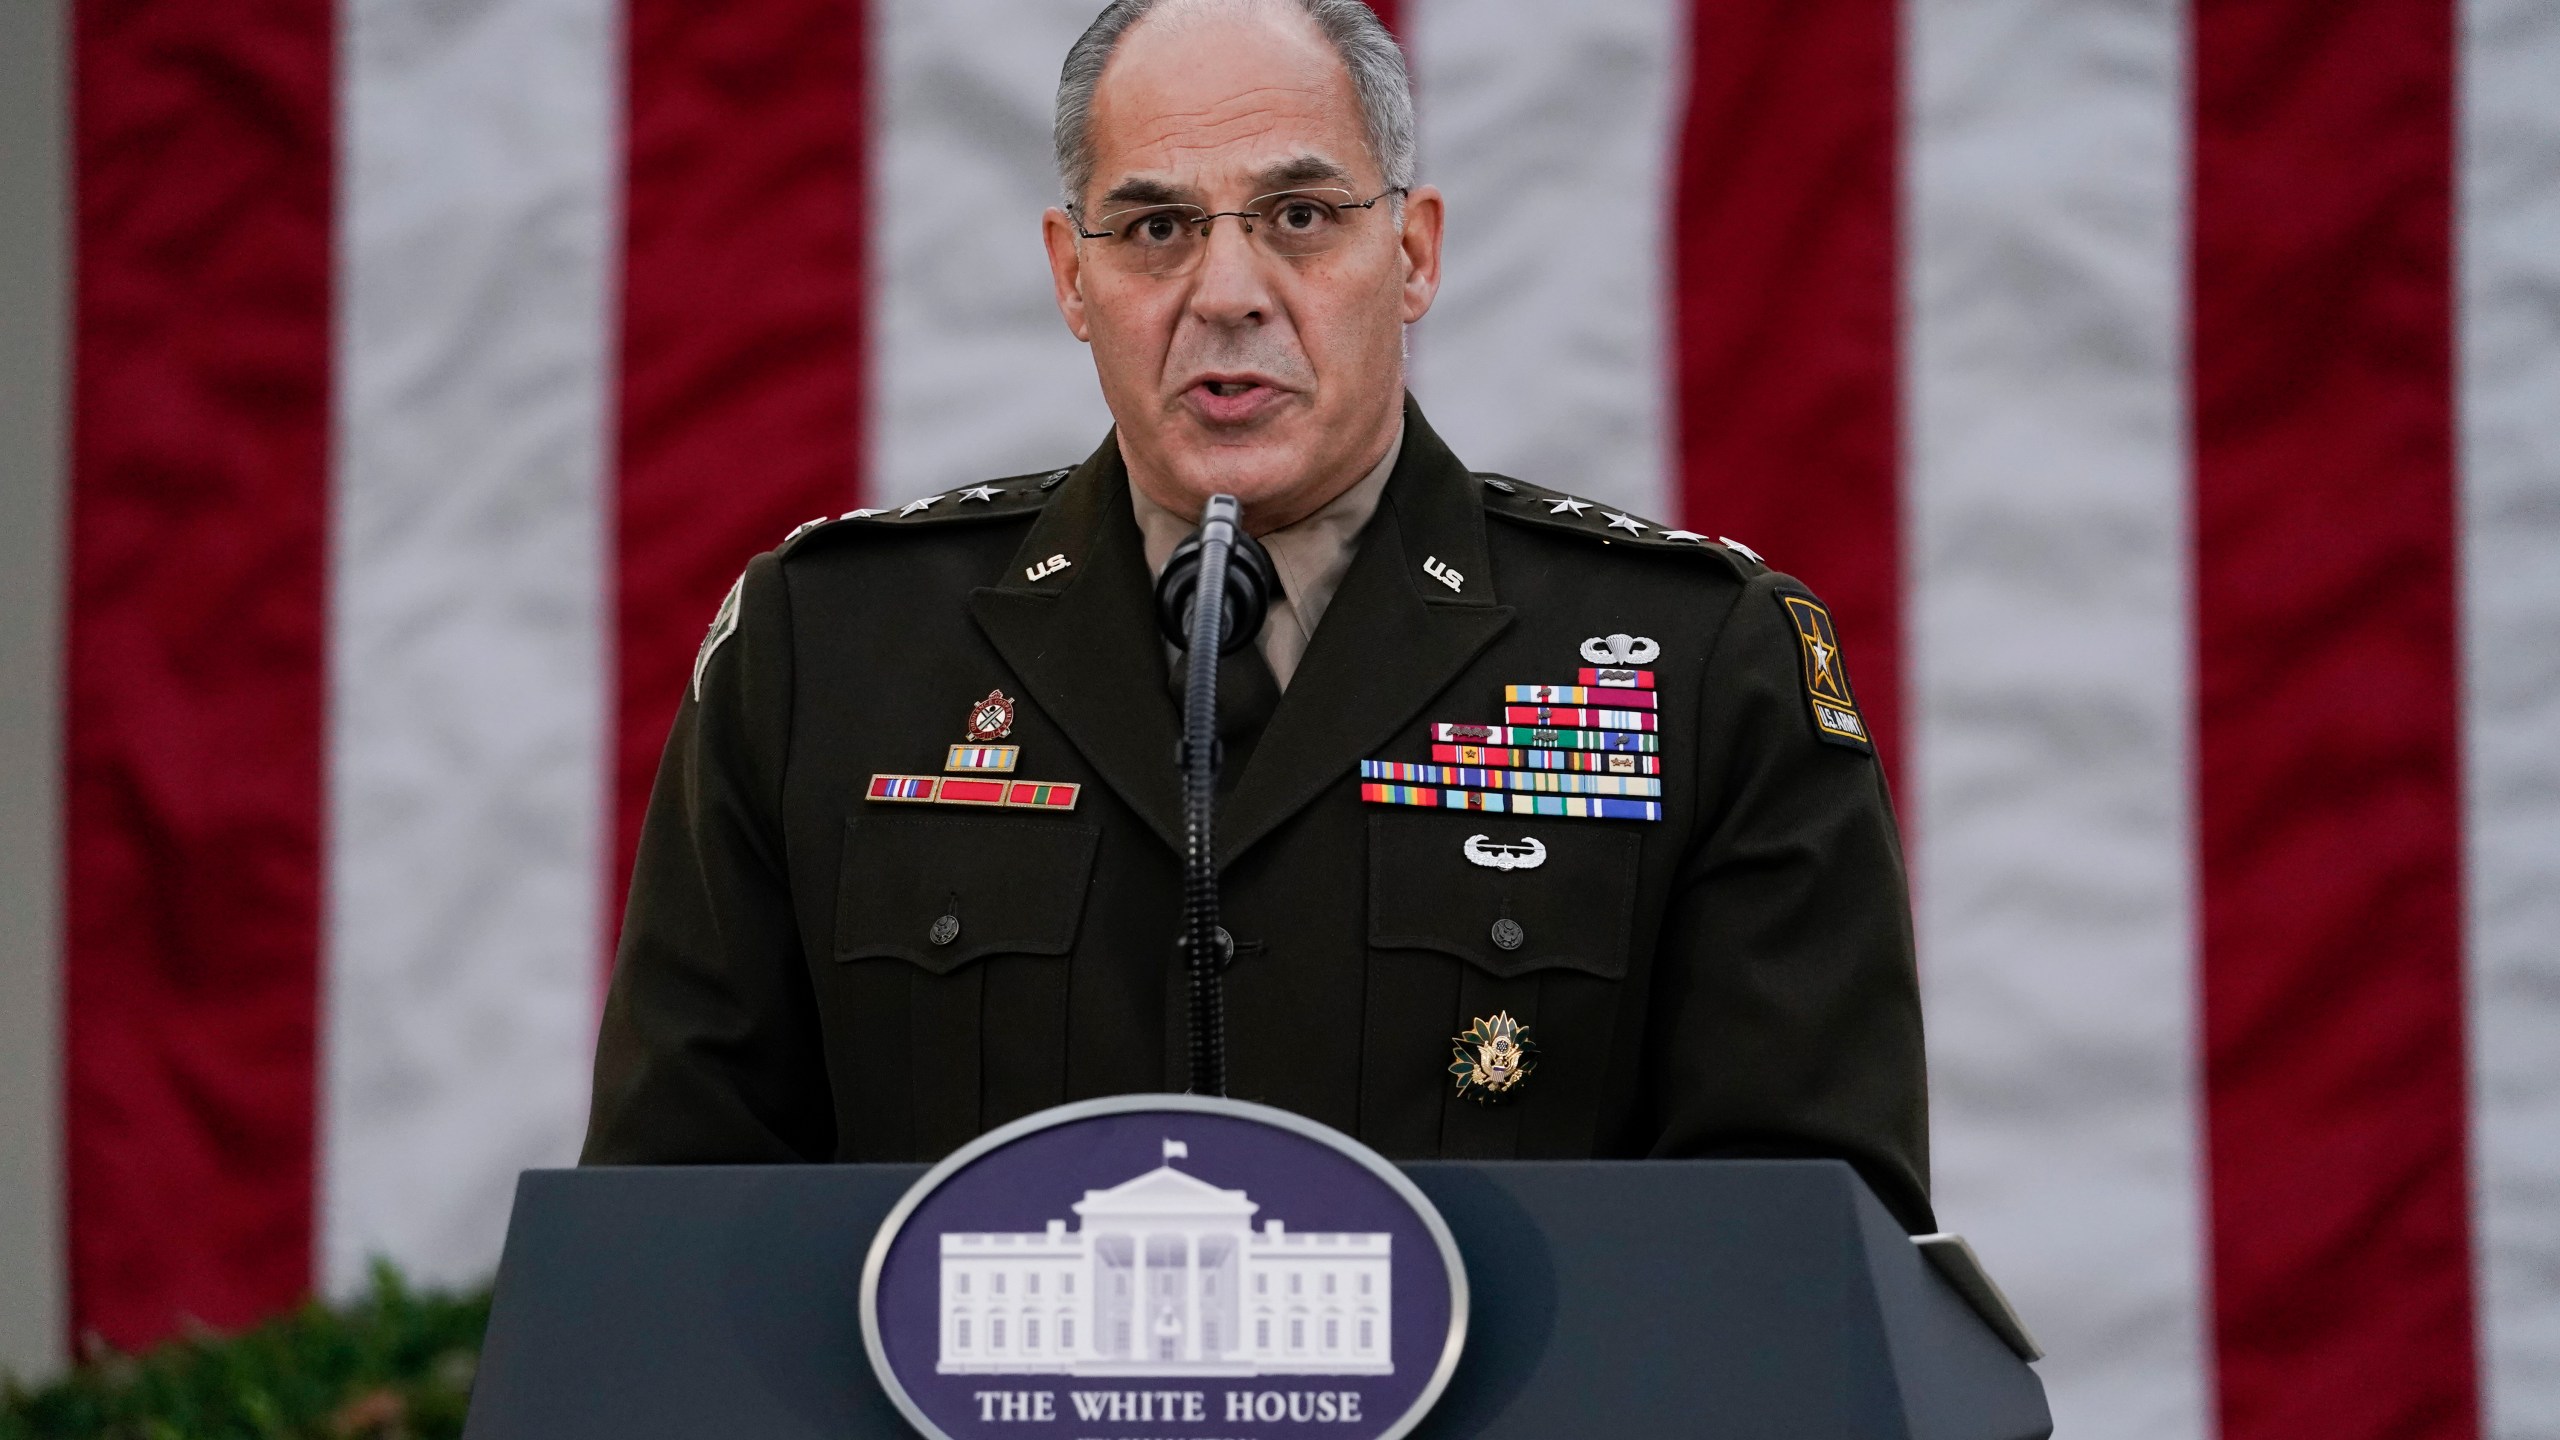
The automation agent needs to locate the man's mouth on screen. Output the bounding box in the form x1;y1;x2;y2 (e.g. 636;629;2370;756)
1183;375;1287;424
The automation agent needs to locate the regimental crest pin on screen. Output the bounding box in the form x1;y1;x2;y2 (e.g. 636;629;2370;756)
1450;1012;1537;1104
963;689;1016;742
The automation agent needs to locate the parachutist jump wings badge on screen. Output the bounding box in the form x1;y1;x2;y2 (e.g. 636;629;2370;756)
1451;1012;1537;1103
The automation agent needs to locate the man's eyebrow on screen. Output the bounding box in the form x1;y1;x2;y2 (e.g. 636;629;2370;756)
1092;156;1361;210
1251;154;1357;191
1095;176;1192;209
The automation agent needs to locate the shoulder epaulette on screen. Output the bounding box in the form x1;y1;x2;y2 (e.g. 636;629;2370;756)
776;464;1074;557
1474;471;1768;580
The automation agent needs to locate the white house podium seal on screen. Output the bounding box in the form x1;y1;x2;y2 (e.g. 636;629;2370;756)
861;1094;1469;1440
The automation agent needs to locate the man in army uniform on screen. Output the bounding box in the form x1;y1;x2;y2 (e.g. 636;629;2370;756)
583;0;1932;1232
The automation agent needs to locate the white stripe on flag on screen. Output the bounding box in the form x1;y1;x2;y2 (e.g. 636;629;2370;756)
1405;0;1682;517
0;0;70;1378
873;0;1111;501
1903;1;2209;1436
323;0;617;1293
2461;0;2560;1428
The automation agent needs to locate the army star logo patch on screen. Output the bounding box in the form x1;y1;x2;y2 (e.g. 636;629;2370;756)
1779;592;1873;753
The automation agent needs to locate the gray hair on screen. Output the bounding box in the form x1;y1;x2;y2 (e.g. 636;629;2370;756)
1054;0;1417;210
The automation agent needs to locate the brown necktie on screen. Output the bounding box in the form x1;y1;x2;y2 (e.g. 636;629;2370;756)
1168;642;1283;794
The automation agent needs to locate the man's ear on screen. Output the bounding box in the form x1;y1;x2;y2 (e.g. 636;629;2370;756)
1043;208;1093;342
1396;185;1445;326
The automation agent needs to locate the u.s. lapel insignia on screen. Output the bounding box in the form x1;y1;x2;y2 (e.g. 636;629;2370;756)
964;689;1016;741
1776;591;1873;754
1451;1012;1537;1103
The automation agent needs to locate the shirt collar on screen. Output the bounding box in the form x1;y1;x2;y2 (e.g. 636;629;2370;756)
1127;421;1404;686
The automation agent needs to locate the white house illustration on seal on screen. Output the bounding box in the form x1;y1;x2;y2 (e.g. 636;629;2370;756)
937;1141;1393;1376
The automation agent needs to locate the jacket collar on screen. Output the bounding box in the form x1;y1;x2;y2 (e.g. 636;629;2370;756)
973;436;1188;853
1216;398;1511;865
971;396;1513;866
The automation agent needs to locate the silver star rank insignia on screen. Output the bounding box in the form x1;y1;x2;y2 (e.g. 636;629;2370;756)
1451;1011;1537;1103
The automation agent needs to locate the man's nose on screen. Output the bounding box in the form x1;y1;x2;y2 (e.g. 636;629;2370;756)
1186;216;1275;326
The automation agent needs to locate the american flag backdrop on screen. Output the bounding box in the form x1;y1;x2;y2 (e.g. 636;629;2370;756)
8;0;2559;1436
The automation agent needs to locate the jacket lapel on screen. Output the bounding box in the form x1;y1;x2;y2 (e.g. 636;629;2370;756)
971;439;1188;854
973;402;1515;868
1218;401;1514;867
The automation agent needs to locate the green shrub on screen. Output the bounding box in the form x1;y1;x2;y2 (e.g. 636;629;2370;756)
0;1264;490;1440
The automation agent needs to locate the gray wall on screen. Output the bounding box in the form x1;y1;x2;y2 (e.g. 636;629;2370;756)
0;0;70;1382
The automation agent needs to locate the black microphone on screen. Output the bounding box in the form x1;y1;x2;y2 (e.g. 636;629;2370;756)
1152;495;1278;1097
1156;501;1281;655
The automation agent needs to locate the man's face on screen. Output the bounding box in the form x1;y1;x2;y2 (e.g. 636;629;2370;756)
1043;3;1443;530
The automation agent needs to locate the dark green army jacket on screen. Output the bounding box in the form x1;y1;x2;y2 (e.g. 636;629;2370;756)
583;399;1933;1231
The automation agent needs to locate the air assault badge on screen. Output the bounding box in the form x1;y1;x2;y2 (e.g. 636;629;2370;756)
1450;1012;1537;1103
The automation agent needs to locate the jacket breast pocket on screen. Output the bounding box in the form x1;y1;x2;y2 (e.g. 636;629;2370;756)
826;813;1100;1161
1366;813;1639;1159
835;813;1099;969
1368;814;1636;979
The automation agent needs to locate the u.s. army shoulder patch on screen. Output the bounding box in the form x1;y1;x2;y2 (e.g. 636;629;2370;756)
692;571;744;703
1776;589;1872;753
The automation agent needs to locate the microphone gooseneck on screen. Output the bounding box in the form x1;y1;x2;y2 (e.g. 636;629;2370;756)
1157;494;1278;1098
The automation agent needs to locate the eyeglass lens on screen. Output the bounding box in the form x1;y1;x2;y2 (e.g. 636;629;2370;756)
1081;189;1391;275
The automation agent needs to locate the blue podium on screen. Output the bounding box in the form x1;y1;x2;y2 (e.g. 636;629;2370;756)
462;1158;2048;1439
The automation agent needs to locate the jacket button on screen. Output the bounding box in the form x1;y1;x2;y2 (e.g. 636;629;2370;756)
929;914;961;946
1490;918;1525;952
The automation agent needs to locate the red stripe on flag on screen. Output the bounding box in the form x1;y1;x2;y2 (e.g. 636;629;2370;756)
1669;0;1901;771
2191;2;2479;1435
64;0;335;1348
614;0;871;935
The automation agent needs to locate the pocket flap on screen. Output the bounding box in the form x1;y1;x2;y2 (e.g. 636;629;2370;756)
1367;814;1638;979
836;813;1101;974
